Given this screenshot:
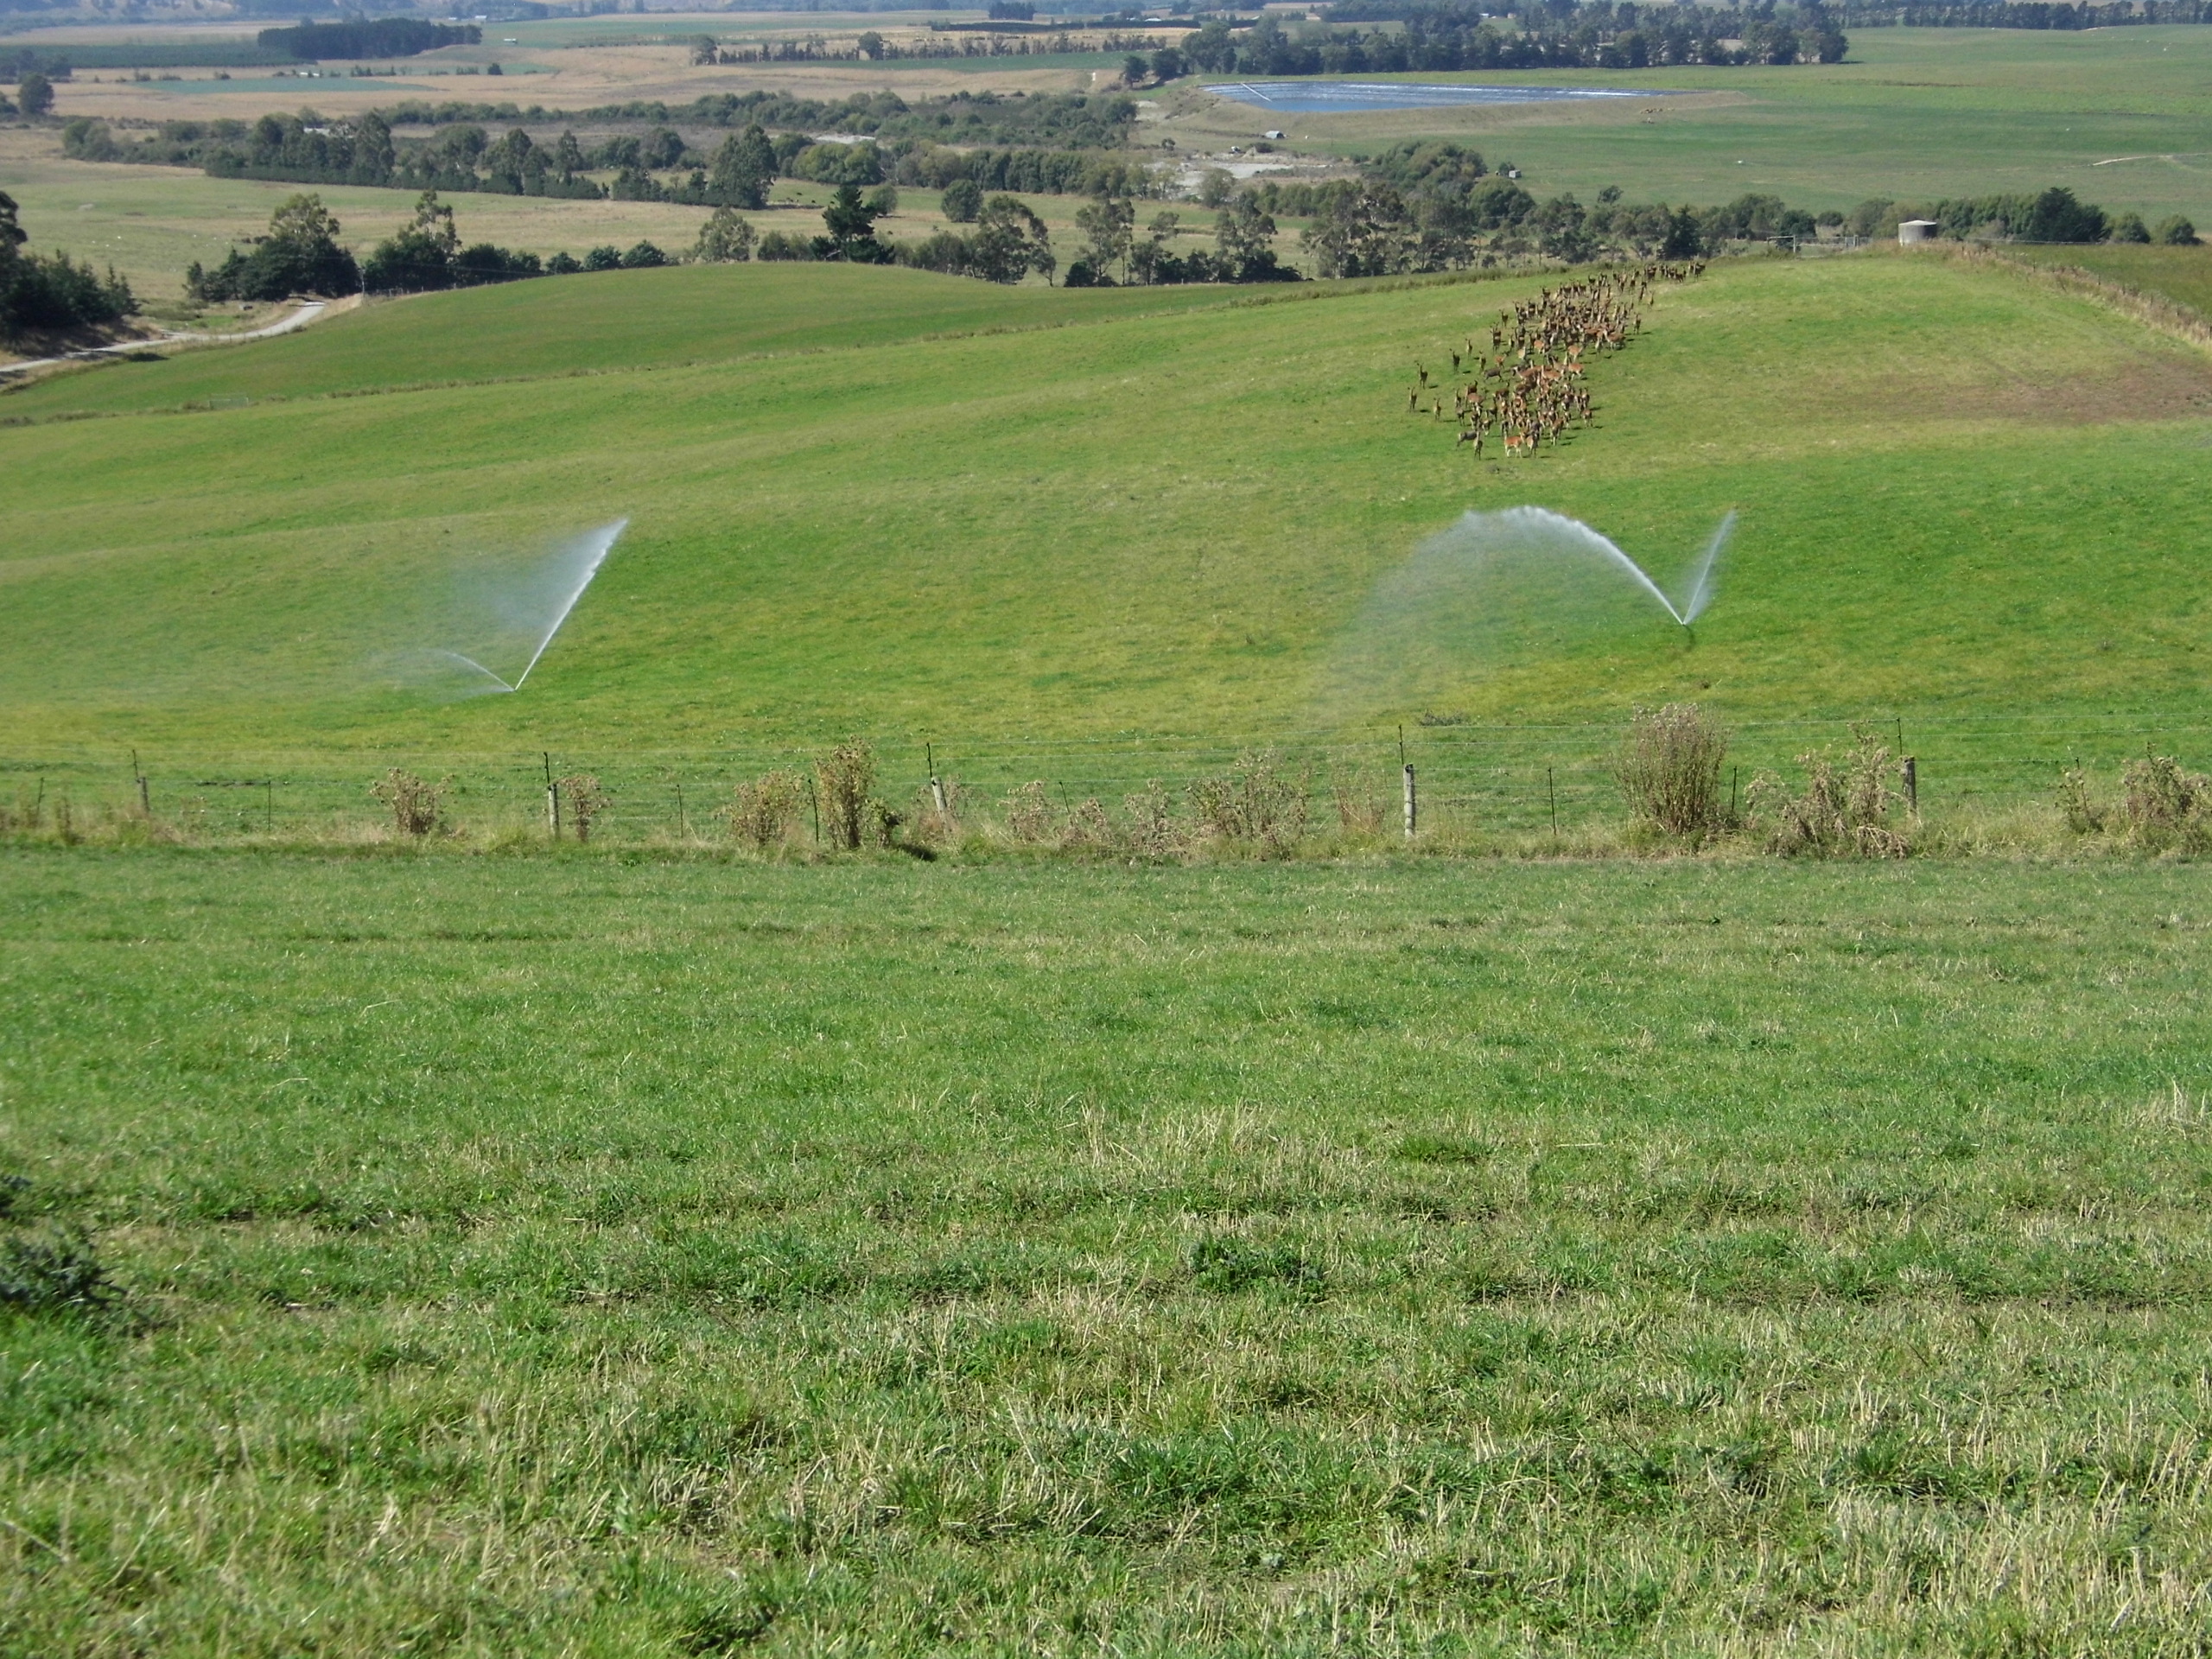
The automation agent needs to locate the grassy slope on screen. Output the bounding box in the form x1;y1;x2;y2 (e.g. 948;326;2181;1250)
3;849;2210;1654
4;260;1249;408
2008;241;2212;319
5;251;2211;807
1245;27;2212;227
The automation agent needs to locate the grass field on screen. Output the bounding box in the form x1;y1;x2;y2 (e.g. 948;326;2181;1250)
0;129;1131;310
1174;27;2212;231
4;248;2211;820
2007;240;2212;320
10;24;2212;302
2;849;2209;1654
7;22;2212;1651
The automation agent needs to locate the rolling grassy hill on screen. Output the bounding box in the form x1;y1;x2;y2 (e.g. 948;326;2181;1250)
5;249;2211;814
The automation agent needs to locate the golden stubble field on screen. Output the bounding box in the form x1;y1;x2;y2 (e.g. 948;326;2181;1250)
8;10;1193;124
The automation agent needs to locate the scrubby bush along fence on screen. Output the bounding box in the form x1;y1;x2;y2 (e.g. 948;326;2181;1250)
9;715;2212;855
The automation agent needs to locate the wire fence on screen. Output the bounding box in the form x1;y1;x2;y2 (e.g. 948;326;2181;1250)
6;712;2208;844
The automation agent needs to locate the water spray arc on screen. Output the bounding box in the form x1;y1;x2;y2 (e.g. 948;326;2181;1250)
429;518;629;695
1312;505;1738;721
430;649;518;692
1471;505;1733;626
514;518;628;689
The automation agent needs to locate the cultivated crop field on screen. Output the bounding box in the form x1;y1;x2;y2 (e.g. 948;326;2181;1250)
3;850;2211;1654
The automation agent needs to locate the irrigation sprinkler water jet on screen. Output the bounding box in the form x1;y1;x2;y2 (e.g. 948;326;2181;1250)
430;649;518;692
422;518;629;696
1468;505;1732;627
1313;505;1738;721
513;518;628;690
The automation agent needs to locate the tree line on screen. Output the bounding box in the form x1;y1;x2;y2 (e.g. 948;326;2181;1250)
63;105;1173;218
1834;0;2212;26
56;86;1147;201
1842;188;2196;245
0;191;135;342
1185;6;1845;72
700;27;1176;64
184;191;674;303
254;20;480;60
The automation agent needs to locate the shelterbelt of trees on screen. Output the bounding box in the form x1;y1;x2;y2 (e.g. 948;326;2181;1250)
0;190;135;342
55;87;1146;200
1185;4;1844;72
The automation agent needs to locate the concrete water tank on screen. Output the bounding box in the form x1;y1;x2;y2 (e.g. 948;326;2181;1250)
1898;219;1939;245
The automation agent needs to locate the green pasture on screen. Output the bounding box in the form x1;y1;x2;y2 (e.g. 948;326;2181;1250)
0;149;1134;308
5;250;2211;810
1204;27;2212;229
3;849;2211;1654
2008;239;2212;317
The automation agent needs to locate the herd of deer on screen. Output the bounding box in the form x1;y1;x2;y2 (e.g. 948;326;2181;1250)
1405;261;1706;459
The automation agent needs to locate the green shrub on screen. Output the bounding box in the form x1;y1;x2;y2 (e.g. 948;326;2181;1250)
0;1226;113;1313
2154;215;2198;247
941;177;983;223
694;207;754;264
187;193;359;302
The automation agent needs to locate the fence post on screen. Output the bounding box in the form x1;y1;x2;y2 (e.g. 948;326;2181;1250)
1547;766;1557;845
1902;755;1918;817
543;752;559;842
927;742;950;820
1402;763;1417;841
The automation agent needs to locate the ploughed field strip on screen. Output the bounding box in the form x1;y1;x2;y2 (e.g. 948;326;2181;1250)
3;852;2212;1653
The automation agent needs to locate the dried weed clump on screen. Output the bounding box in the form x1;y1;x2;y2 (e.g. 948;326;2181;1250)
1749;727;1910;858
722;770;807;852
1001;780;1058;847
1188;750;1309;854
1331;765;1387;839
1618;703;1729;841
371;768;445;837
2052;747;2209;852
2122;747;2210;850
816;741;876;852
910;777;969;848
557;774;610;843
